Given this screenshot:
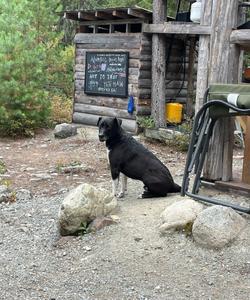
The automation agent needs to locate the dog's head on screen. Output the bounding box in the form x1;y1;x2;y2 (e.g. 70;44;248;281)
97;117;122;142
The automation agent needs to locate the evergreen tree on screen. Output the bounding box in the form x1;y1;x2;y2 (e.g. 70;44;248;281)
0;0;60;136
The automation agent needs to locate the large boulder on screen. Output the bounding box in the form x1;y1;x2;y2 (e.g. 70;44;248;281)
54;123;77;139
192;206;247;249
58;183;117;235
159;198;204;234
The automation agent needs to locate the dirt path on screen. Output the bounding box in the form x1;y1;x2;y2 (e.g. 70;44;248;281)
0;128;250;300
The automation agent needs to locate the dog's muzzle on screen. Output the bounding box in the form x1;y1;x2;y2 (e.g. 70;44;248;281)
98;134;106;142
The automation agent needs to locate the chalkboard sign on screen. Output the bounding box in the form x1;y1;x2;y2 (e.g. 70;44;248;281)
84;52;129;97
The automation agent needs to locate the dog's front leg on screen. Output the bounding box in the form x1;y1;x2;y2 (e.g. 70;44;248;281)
112;177;119;197
111;168;120;197
117;173;127;198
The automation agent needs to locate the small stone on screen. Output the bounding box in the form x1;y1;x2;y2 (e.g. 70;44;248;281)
15;189;32;202
54;123;77;139
134;237;143;242
83;246;92;251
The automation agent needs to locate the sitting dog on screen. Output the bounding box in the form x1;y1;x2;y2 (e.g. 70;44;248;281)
97;117;181;198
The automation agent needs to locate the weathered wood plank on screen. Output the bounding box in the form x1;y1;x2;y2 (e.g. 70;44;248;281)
74;103;135;120
242;117;250;184
230;29;250;50
76;42;141;49
195;0;212;112
74;92;129;109
143;22;211;35
186;37;196;117
204;0;239;181
73;112;137;132
74;33;141;44
151;0;167;128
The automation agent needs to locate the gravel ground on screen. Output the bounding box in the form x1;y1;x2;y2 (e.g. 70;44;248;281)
0;128;250;300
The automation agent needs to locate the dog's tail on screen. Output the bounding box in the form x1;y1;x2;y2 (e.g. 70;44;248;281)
170;182;181;193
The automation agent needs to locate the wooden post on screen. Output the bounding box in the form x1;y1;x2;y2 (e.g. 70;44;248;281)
242;117;250;184
151;0;167;128
195;0;213;113
186;37;196;117
203;0;240;181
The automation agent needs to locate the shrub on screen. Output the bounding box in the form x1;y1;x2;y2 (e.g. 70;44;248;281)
0;1;52;136
50;95;73;124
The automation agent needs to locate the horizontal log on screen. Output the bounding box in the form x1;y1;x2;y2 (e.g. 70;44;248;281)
75;49;148;60
165;89;188;99
137;98;151;106
129;59;140;68
74;70;194;83
139;61;152;70
230;29;250;49
138;70;151;79
74;103;136;120
138;94;151;100
136;105;151;116
74;33;141;44
143;22;211;35
74;71;84;80
76;42;141;49
138;78;190;88
73;112;138;132
74;92;129;109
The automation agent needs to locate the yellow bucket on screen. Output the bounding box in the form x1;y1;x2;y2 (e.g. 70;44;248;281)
165;103;183;124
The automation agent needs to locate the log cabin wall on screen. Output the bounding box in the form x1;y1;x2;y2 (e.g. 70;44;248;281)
137;36;197;117
73;33;142;132
73;32;197;131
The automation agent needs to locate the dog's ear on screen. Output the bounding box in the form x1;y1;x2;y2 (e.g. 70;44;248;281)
97;117;102;126
114;117;122;127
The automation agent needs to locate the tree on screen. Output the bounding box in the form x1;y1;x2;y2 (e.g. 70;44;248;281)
0;0;61;136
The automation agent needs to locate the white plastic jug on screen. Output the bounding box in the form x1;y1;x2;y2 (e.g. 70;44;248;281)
190;0;202;23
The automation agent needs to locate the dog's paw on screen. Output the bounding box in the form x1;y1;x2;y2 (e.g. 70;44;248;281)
116;191;125;199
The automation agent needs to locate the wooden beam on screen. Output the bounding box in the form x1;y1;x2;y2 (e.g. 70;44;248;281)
64;12;78;21
113;9;130;19
151;0;166;128
78;11;97;21
239;1;250;7
95;11;113;20
203;0;239;182
242;116;250;184
79;18;143;26
186;37;196;117
143;22;211;35
128;8;151;19
195;0;213;112
230;30;250;50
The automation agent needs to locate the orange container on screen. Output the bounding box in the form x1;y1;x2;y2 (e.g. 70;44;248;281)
165;103;183;124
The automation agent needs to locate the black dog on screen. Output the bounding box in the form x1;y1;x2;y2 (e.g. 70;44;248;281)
97;117;181;198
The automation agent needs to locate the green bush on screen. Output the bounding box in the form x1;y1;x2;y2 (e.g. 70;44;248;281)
0;1;54;136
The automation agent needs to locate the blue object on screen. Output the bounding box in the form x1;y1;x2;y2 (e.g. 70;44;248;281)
127;95;134;114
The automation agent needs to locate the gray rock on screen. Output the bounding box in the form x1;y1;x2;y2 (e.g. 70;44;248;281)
159;198;204;234
0;185;12;203
59;164;91;174
15;189;32;202
58;183;117;235
192;206;247;249
54;123;77;139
